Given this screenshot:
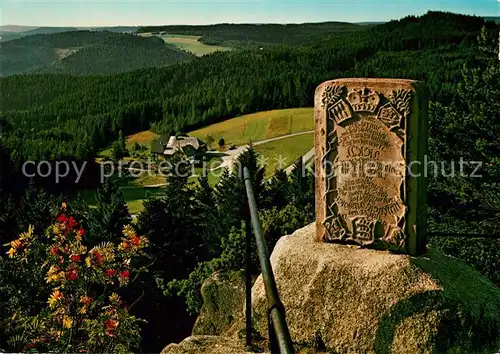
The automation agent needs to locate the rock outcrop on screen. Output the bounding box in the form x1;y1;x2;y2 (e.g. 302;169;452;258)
192;271;245;336
249;223;500;353
161;336;254;354
163;223;500;353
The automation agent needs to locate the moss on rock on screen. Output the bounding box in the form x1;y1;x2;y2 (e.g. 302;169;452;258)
246;223;500;354
192;271;246;336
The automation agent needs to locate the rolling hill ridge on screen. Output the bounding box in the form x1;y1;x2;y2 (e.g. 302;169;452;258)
0;31;195;76
0;11;498;161
138;21;369;48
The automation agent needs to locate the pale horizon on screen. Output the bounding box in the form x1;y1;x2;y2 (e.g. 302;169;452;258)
1;0;498;28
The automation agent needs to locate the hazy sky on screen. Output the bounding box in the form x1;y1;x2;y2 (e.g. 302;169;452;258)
1;0;498;27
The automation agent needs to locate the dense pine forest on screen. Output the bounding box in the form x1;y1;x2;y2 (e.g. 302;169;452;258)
2;12;496;162
138;21;367;48
0;11;499;353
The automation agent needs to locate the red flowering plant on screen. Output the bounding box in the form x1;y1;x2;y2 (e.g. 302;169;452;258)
5;203;149;353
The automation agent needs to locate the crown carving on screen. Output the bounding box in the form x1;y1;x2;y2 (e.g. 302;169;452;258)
352;216;377;242
347;88;380;113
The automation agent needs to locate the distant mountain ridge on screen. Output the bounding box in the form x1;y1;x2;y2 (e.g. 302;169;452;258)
137;22;367;48
1;15;496;35
0;30;194;76
21;27;79;35
484;17;500;24
0;25;38;33
1;12;497;76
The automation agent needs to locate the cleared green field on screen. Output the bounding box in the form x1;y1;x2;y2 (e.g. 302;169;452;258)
141;33;231;56
126;130;159;148
162;34;231;56
92;108;315;211
254;132;314;176
98;148;112;158
74;176;167;215
189;108;314;146
97;130;158;160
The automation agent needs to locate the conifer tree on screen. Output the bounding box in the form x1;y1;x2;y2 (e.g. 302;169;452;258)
429;27;500;232
235;145;266;207
214;168;244;238
264;168;290;210
136;152;201;282
111;130;127;161
193;174;221;257
19;181;55;235
90;179;131;243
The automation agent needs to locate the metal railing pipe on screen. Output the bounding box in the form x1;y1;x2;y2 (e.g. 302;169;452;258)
239;165;253;348
243;167;294;354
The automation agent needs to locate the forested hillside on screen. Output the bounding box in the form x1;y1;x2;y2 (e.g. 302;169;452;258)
1;12;496;161
0;32;23;42
139;21;367;48
41;36;194;75
21;27;79;35
0;11;499;353
0;31;194;76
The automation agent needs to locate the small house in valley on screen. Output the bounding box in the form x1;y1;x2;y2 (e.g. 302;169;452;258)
151;135;207;159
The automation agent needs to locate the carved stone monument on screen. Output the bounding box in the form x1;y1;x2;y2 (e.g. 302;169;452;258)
314;79;428;256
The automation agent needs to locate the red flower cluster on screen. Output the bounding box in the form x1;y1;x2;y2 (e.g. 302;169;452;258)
56;214;79;230
104;319;119;337
12;205;149;351
81;296;93;306
24;343;37;350
66;269;79;281
94;252;103;264
130;235;141;246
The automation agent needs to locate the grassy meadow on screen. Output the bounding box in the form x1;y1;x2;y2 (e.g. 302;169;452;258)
126;130;159;148
254;132;314;176
75;176;167;215
161;34;232;56
189;107;314;146
140;33;232;56
92;108;315;212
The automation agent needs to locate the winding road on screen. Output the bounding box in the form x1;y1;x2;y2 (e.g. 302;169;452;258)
208;130;314;172
136;130;316;189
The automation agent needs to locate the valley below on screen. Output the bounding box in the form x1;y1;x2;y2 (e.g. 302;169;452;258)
0;11;499;354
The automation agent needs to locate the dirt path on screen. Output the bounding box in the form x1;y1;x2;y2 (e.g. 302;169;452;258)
252;130;314;146
210;130;314;172
138;130;315;187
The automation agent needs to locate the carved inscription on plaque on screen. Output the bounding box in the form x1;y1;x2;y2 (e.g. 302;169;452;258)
315;79;428;255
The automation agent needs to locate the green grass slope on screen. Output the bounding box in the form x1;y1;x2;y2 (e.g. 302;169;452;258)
254;133;314;175
189;108;314;146
144;33;232;56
